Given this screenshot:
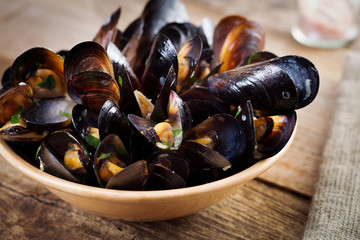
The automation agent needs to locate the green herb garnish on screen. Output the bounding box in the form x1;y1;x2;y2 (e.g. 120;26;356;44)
117;76;123;87
99;152;113;160
85;134;100;149
35;144;42;161
172;129;182;136
59;110;71;118
37;74;55;90
247;52;261;65
234;106;242;119
161;140;171;150
10;106;24;124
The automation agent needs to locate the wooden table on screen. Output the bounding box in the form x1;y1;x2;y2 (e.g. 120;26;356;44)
0;0;356;239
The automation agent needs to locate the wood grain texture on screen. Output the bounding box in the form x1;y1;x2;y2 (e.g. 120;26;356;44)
0;155;309;240
0;0;355;238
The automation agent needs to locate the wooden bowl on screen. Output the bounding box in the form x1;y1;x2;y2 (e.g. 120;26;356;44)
0;126;296;222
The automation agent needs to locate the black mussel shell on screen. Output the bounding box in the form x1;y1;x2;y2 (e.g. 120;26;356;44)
98;100;132;152
216;19;265;73
148;150;190;181
128;0;188;78
268;55;319;108
93;8;121;48
150;65;176;123
146;163;186;190
178;141;231;170
180;86;229;125
64;41;115;82
206;61;299;116
71;104;100;150
212;15;247;68
0;123;48;144
22;97;75;130
106;160;148;190
240;51;278;66
188;113;246;163
178;141;231;185
38;130;94;184
141;34;178;102
0;84;33;125
94;134;132;187
67;71;120;113
158;22;198;52
167;90;192;148
107;42;141;91
176;35;203;93
10;48;66;99
255;111;297;160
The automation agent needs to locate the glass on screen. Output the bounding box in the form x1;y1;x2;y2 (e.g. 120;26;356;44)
291;0;360;48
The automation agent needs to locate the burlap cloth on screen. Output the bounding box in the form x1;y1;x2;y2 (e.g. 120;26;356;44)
302;51;360;239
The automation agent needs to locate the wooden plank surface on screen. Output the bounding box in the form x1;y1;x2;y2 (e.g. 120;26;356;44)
0;0;354;238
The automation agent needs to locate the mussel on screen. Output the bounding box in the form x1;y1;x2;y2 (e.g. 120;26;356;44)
206;55;319;115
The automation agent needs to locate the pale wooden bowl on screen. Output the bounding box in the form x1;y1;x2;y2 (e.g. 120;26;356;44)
0;126;296;222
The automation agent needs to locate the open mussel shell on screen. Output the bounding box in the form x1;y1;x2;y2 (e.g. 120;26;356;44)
107;42;141;91
188;113;246;164
207;58;305;115
148;150;190;181
10;48;65;99
240;51;278;66
178;141;231;185
71;104;100;150
176;35;203;93
180;86;229;125
127;0;188;78
254;111;297;160
150;65;176;123
106;160;148;190
98;100;133;152
212;15;247;67
21;97;75;130
217;20;265;73
93;8;121;48
93;134;132;187
146;163;186;190
0;122;48;144
0;84;33;125
67;71;120;113
64;41;115;81
141;34;178;102
167;90;192;148
37;130;95;184
158;22;198;52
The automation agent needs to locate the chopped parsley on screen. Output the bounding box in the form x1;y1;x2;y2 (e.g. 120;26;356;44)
59;110;71;118
99;152;113;160
10;106;24;124
247;52;261;65
172;129;182;136
85;134;100;149
234;106;242;119
117;76;123;87
161;140;171;150
37;74;55;90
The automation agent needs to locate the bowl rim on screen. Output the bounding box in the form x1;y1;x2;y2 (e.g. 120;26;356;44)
0;124;296;203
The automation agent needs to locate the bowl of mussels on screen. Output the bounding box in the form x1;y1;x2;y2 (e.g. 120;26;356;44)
0;0;319;221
